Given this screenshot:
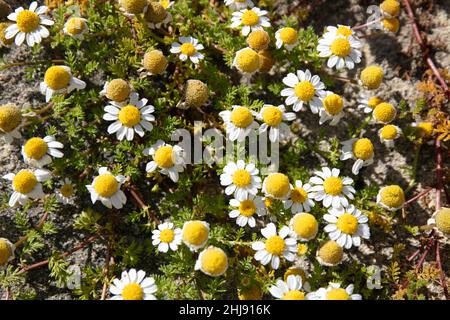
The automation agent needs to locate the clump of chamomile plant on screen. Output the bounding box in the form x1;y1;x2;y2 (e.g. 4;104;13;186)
0;0;448;301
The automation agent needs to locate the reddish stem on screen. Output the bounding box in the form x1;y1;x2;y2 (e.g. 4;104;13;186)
128;185;160;224
435;137;443;211
404;187;433;207
435;241;449;299
14;211;50;247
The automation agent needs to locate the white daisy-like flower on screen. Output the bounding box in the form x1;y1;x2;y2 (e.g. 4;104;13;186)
317;35;362;70
251;223;297;269
281;69;326;113
322;25;357;40
21;135;64;168
230;7;270;36
103;92;155;141
56;178;75;205
262;172;291;200
181;220;210;251
357;93;383;114
63;17;88;39
309;167;355;209
220;160;261;201
232;47;261;75
225;0;254;10
0;103;22;144
289;213;319;241
145;3;172;29
283;180;315;213
306;282;362;300
323;204;370;249
109;269;157;300
275;27;298;50
378;124;402;148
194;246;229;277
257;104;296;142
170;36;204;64
5;1;54;47
144;140;186;183
219;105;259;142
427;208;450;238
0;238;15;267
376;185;405;212
86;167;127;209
319;91;345;125
228;194;266;228
269;275;307;300
39;65;86;102
3;169;51;207
151;222;182;253
340;138;375;175
100;79;134;105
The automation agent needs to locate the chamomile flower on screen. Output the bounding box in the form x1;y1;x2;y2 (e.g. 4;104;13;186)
269;275;307;300
283;180;315;213
228;194;266;228
219;105;259;142
144;2;172;29
307;283;362;300
56;178;75;205
118;0;148;17
252;223;297;269
181;220;210;251
100;79;133;104
317;35;362;70
170;36;204;64
340;138;375;175
104;92;155;141
380;0;401;18
144;140;186;182
3;169;50;207
86;167;127;209
230;7;270;36
246;29;270;51
323;205;370;249
21;135;64;168
360;65;384;90
0;22;14;46
281;69;326;113
372;102;397;124
322;25;356;40
378;124;402;147
158;0;174;9
0;103;22;143
5;1;54;47
63;17;88;39
319;92;345;125
357;93;383;114
109;269;157;300
195;246;229;277
225;0;254;10
309;167;355;209
289;213;319;241
376;185;405;211
233;47;260;75
262;172;291;200
316;240;344;266
0;238;15;267
275;27;298;50
381;17;400;33
427;208;450;237
142;50;168;76
40;66;86;102
220;160;261;200
412;121;434;140
151;222;182;253
257;104;296;142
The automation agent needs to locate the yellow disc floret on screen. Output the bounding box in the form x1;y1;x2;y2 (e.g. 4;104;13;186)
60;183;74;198
0;104;22;132
180;43;196;56
262;106;283;127
367;97;383;109
380;0;400;17
106;79;131;102
291;213;318;239
279;27;298;44
323;177;343;196
16;10;40;33
93;174;119;197
159;229;175;243
330;38;351;57
154;145;174;168
13;170;38;194
0;22;14;46
283;290;305;300
241;10;259;26
246;29;270;51
323;94;344;115
232;169;251;188
118;105;141;127
66;17;86;35
373;102;396;123
143;50;168;75
379;185;405;209
291;187;307;203
360;66;384;89
265;235;285;255
0;239;12;265
382;18;400;33
200;247;228;276
415;122;434;139
44;66;71;90
239;199;256;217
235;48;260;73
230;107;254;128
317;240;343;265
294;81;315;102
184;80;209;108
380;125;398;140
182;221;209;246
435;208;450;235
145;2;167;23
265;173;290;198
326;288;349;300
23;137;48;160
258;50;275;73
352;138;374;160
336;26;353;37
336;213;359;235
119;0;147;14
121;283;144;300
297;243;308;255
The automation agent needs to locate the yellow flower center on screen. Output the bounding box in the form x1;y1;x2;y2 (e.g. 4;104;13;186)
382;18;400;33
246;30;269;50
373;102;396;123
380;125;398;140
121;283;144;300
265;235;285;256
380;0;400;17
352;138;374;160
336;213;359;235
93;174;119;198
435;208;450;235
294;81;315;102
0;104;22;132
154;145;174;168
0;22;15;46
279;27;298;44
330;38;351;57
336;26;353;37
297;243;308;255
323;94;344;115
180;43;196;56
360;66;384;89
258;50;275;72
60;183;74;198
416;122;434;138
236;48;260;73
318;240;343;265
292;213;318;239
119;0;147;14
323;177;343;196
159;0;171;9
326;288;350;300
23;137;48;160
118;105;141;127
291;187;307;203
44;66;71;90
0;239;12;265
380;185;405;208
66;17;86;35
265;173;290;198
143;50;168;75
262;106;283;127
283;290;305;300
238;199;256;217
367;97;383;109
159;229;175;243
230;107;254;128
241;10;259;26
145;2;167;23
264;197;273;208
106;79;130;102
200;247;228;276
16;10;40;33
13;170;38;194
184;80;209;107
232;169;252;188
182;221;209;246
